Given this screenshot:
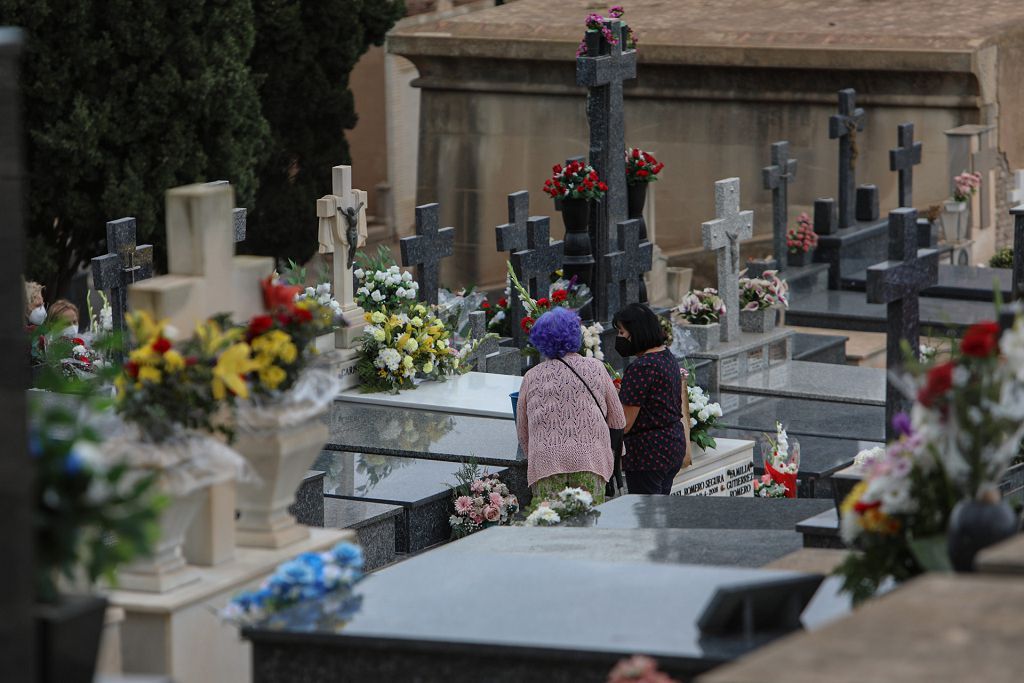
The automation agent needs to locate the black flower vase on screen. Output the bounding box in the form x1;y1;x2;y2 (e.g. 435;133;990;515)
626;182;649;303
559;197;595;297
947;490;1019;572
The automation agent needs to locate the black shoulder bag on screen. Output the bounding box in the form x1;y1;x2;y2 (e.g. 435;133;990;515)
555;358;625;497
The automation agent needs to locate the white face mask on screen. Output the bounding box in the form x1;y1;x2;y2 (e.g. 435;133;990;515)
61;324;79;337
28;306;46;325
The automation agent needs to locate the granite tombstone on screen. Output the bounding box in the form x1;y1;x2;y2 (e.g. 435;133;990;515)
90;217;154;357
495;191;531;344
762;141;798;270
828;88;866;230
702;178;753;342
400;203;455;307
509;216;564;305
1012;204;1024;301
605;218;653;318
889;122;923;209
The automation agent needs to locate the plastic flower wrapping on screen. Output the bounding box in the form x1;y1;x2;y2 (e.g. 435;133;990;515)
739;269;789;311
752;473;788;498
836;318;1024;603
759;422;799;498
522;486;599;527
449;468;519;539
220;542;365;628
675;288;726;326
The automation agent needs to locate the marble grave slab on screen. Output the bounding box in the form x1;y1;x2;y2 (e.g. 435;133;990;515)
719;360;885;407
338;372;521;419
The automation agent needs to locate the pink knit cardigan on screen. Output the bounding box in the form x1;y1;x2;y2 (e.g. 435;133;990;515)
515;353;626;486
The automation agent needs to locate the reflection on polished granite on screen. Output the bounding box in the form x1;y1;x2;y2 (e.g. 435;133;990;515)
844;263;1011;302
313;451;483;505
715;393;885;442
720;360;885;406
326;402;523;465
714;428;883;481
594;495;833;532
786;289;996;334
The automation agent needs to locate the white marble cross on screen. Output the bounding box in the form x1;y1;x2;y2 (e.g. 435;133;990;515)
317;164;367;352
128;182;274;332
702;178;753;342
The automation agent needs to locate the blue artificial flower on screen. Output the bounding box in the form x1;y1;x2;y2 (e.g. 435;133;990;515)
28;430;43;458
63;450;84;475
277;559;316;585
330;542;364;569
296;552;325;571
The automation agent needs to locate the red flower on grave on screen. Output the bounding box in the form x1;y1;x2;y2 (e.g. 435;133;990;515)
552;289;568;303
854;498;882;514
632;148;640;159
918;361;954;407
536;297;550;307
552;164;562;174
72;337;86;346
598;182;608;192
125;361;140;378
520;316;535;333
481;300;491;309
151;337;172;354
960;321;1001;358
294;307;313;324
248;314;275;339
498;298;507;308
261;276;301;313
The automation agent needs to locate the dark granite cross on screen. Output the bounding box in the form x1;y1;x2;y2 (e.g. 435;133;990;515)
889;123;922;209
91;217;154;355
866;208;939;440
496;191;531;343
465;310;501;373
828;88;866;229
604;219;653;318
577;18;636;322
400;203;455;306
702;178;753;343
762;141;798;270
510;216;564;306
1012;204;1024;301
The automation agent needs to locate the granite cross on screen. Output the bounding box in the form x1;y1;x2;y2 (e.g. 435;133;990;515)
400;203;454;306
90;217;154;356
496;191;531;344
465;310;501;373
1012;204;1024;301
866;208;939;440
576;17;636;322
889;123;923;209
828;88;866;229
761;141;798;270
605;219;653;318
702;178;753;343
972;132;1001;231
510;216;564;317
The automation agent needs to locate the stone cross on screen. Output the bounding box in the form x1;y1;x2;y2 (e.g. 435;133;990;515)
889;123;922;209
317;165;368;353
576;18;636;322
496;191;531;344
128;182;274;332
91;217;154;356
1012;204;1024;301
828;88;866;229
865;208;939;440
605;219;653;318
761;141;798;270
972;131;1001;232
400;203;454;306
465;310;500;372
206;180;247;242
702;178;753;343
510;216;564;305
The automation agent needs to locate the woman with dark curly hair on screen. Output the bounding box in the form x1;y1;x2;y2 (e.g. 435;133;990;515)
614;303;688;495
515;306;626;504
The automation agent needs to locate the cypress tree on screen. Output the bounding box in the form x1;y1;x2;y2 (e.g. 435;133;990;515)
245;0;405;264
0;0;270;297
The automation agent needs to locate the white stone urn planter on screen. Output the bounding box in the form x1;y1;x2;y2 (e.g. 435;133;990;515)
739;307;777;334
118;487;205;593
234;369;341;549
941;199;969;242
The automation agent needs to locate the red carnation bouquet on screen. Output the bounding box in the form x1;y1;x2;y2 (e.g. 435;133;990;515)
542;160;608;201
625;147;664;185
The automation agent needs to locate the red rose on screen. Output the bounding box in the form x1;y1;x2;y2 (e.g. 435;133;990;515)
637;160;646;167
637;169;649;177
151;337;172;354
481;300;491;309
918;361;954;407
598;182;608;192
185;356;199;367
520;316;535;333
72;337;86;346
498;298;507;308
552;289;568;302
632;148;640;158
125;361;140;378
294;307;313;323
249;314;274;338
536;297;549;307
552;164;562;174
960;321;1000;358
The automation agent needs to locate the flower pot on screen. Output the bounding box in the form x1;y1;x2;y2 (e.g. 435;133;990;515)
118;487;205;593
739;307;777;334
941;199;969;242
947;495;1019;572
787;249;814;267
559;197;594;302
34;594;108;683
509;391;520;421
627;182;648;219
678;322;720;351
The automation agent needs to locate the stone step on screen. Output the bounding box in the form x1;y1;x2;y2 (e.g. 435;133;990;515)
782;262;830;296
323;498;402;571
790;332;848;364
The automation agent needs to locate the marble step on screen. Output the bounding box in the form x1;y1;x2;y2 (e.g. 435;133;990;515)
791;332;848;365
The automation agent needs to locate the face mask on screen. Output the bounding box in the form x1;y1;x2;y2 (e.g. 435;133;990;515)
28;306;46;325
61;324;79;337
615;335;635;358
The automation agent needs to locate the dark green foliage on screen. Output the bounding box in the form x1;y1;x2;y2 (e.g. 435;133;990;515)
990;247;1014;269
244;0;405;265
0;0;270;298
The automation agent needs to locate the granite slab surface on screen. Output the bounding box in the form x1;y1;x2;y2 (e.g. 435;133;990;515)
338;371;522;419
785;289;997;335
288;470;325;527
594;495;833;531
326;402;523;466
720;360;885;406
791;333;847;364
795;509;844;550
685;327;793;361
442;526;804;568
843;264;1011;302
976;534;1024;575
244;551;834;682
323;499;402;572
715;394;885;442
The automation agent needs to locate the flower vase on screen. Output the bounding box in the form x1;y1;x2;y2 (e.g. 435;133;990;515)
739;307;777;334
118;487;205;593
787;249;814;267
34;594;108;683
627;182;648;219
941;199;969;242
680;322;720;351
559;197;594;305
947;491;1019;572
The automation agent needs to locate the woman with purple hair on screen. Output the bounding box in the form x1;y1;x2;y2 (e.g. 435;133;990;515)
515;306;626;503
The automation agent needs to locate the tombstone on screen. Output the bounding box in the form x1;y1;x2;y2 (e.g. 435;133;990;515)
464;310;502;374
856;185;879;222
889;122;922;209
400;203;454;307
945;124;992;240
828;88;866;230
0;27;34;682
702;178;753;343
495;191;531;345
317;165;368;388
1012;205;1024;301
972;128;1001;236
576;17;636;322
90;217;154;358
865;208;939;440
510;216;564;306
605;219;653;318
762;141;797;270
813;198;836;236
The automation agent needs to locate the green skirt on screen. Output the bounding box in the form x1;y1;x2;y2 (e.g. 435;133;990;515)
531;471;606;506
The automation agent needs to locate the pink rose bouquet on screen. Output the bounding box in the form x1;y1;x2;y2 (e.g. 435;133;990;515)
449;468;519;539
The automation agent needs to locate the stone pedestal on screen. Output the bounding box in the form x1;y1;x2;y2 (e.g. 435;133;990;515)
670;438;754;497
183;481;237;567
118;489;205;593
687;327;794;396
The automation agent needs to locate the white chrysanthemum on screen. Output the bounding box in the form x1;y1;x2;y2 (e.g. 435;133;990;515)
354;268;365;280
396;287;406;298
404;338;419;353
371;290;384;302
374;270;387;282
853;446;885;467
375;347;402;371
